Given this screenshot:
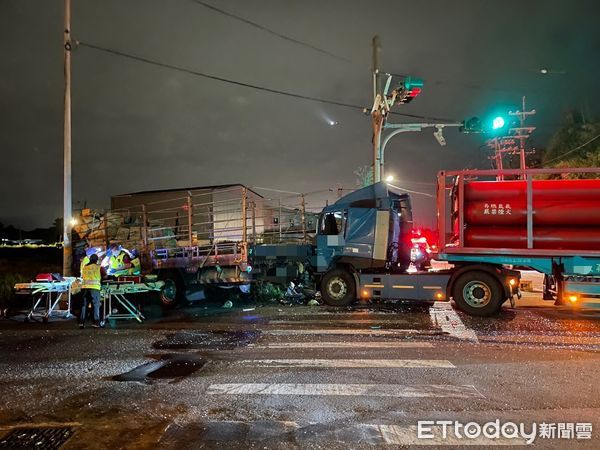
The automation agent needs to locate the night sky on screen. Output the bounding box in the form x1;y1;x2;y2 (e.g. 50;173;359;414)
1;0;599;229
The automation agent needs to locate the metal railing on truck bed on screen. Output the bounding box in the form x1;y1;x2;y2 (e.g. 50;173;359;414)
73;185;322;273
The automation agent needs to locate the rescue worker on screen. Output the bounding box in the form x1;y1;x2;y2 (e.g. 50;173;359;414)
80;253;102;328
105;243;132;277
79;247;104;274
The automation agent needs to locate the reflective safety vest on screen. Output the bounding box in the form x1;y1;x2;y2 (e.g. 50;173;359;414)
109;252;127;271
81;263;101;290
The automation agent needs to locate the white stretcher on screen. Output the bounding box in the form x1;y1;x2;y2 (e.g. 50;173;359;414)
14;278;77;323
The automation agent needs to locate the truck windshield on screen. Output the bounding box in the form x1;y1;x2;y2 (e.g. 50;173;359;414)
396;198;413;223
320;211;347;236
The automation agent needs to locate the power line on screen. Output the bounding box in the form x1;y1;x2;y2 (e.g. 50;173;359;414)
541;133;600;166
387;183;433;198
189;0;353;64
77;41;455;122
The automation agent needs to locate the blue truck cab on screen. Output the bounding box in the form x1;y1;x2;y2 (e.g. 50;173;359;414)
252;182;521;316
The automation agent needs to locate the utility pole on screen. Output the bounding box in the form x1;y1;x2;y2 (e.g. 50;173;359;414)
486;97;536;180
62;0;73;276
367;36;434;181
371;35;383;183
509;96;536;178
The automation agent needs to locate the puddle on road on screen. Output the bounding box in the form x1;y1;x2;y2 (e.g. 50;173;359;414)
152;330;261;351
112;354;206;383
114;331;259;383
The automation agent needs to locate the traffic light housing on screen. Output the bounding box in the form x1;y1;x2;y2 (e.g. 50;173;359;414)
459;117;482;133
396;76;424;104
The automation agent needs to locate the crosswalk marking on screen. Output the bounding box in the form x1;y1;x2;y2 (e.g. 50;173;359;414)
237;359;455;368
368;424;525;446
206;383;483;398
248;341;433;349
167;421;523;445
266;328;438;336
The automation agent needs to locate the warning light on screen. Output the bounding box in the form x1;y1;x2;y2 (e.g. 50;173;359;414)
509;279;516;286
435;292;444;300
362;290;369;298
568;295;578;304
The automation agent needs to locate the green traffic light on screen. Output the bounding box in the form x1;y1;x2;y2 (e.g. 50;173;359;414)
492;116;505;130
404;76;424;90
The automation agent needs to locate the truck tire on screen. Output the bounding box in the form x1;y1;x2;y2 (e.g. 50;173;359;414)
158;271;184;308
321;268;356;307
452;271;504;316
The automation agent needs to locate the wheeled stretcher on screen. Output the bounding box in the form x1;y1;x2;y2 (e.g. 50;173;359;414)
101;279;164;324
14;278;76;323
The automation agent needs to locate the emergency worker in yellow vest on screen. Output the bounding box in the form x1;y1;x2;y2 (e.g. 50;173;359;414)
80;253;102;328
80;247;102;275
106;244;132;277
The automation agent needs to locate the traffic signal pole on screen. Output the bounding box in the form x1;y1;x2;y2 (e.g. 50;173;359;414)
380;122;462;172
368;36;459;181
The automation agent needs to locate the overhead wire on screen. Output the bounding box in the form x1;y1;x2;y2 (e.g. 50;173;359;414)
76;41;456;123
189;0;354;64
192;2;568;99
539;133;600;166
387;183;434;198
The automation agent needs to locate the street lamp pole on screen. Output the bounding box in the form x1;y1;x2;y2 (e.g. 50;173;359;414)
62;0;73;276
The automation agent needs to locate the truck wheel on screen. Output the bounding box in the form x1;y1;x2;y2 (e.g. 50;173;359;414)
158;271;183;308
321;269;356;307
452;271;504;316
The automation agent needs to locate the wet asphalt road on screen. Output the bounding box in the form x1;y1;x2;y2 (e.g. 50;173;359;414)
0;294;599;449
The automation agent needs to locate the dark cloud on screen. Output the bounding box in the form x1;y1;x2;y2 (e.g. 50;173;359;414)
1;0;599;229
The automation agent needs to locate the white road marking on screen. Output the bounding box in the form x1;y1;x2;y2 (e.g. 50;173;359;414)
429;302;479;342
369;424;526;446
206;383;483;398
266;329;438;336
249;341;434;349
170;421;523;445
237;359;455;368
